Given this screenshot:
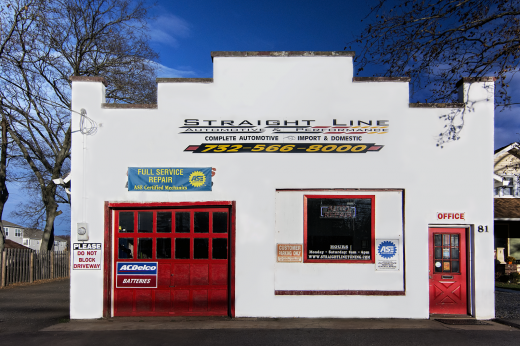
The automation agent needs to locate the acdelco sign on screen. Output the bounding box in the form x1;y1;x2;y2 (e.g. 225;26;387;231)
116;262;157;275
436;212;466;221
116;262;158;289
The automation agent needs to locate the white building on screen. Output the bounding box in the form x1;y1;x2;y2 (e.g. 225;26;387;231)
2;220;24;244
21;228;68;252
69;51;495;320
1;220;68;252
493;143;520;264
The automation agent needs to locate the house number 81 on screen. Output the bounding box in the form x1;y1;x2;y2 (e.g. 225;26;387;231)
477;225;488;233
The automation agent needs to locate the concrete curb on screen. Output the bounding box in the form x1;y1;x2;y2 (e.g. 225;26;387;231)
493;319;520;329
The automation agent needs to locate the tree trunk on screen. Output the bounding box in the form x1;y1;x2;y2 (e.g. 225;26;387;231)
39;185;61;251
0;115;10;254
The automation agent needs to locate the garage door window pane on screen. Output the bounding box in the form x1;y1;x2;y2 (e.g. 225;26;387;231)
194;212;209;233
213;212;228;233
138;238;153;259
119;212;134;233
175;212;190;233
175;238;190;259
138;212;153;233
118;238;134;259
212;238;227;259
194;238;209;259
157;238;171;259
157;212;172;233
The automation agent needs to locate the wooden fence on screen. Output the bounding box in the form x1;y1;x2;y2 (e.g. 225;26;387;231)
0;249;69;287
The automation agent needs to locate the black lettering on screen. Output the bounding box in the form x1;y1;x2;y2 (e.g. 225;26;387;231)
184;119;199;125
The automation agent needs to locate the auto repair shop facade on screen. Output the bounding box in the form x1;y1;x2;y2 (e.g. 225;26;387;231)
69;51;495;319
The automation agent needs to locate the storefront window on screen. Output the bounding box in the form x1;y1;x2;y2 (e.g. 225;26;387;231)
304;195;375;263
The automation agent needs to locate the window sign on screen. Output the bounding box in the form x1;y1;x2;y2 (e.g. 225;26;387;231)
304;195;375;263
277;244;303;262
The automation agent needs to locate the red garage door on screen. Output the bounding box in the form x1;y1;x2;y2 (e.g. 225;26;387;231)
113;208;230;316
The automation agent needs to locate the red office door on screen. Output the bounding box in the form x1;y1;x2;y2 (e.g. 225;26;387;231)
113;208;230;316
429;228;467;315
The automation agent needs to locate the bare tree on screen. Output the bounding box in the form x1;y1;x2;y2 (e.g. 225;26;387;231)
0;0;158;251
348;0;520;106
0;0;42;253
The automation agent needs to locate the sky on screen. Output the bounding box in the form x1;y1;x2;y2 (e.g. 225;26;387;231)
4;0;519;234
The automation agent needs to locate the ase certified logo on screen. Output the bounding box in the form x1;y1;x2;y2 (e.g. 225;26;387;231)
189;171;206;187
377;241;397;259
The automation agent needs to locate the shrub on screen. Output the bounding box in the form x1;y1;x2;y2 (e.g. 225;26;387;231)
500;275;511;283
510;272;520;284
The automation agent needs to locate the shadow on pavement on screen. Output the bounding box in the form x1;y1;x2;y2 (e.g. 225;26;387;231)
0;279;70;335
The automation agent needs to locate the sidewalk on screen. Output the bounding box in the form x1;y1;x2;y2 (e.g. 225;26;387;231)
1;279;519;334
42;316;518;332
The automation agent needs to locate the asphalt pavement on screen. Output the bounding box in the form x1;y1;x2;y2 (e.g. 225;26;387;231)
1;279;520;346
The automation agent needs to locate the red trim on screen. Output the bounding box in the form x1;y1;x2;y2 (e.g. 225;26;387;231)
275;290;405;296
103;202;112;318
276;188;403;192
108;201;233;208
103;201;236;318
230;201;236;318
303;195;375;264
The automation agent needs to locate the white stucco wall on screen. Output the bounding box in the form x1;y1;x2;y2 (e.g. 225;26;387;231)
69;53;494;319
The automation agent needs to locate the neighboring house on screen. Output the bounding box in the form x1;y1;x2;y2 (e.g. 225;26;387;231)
4;239;32;250
1;220;25;245
22;228;68;252
494;143;520;263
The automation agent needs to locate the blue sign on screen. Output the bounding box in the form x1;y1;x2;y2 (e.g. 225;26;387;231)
128;167;212;192
377;241;397;259
117;262;158;275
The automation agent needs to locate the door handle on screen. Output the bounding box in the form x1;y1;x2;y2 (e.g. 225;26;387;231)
429;275;432;279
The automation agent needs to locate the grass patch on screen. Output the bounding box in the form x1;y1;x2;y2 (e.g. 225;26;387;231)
496;282;520;291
